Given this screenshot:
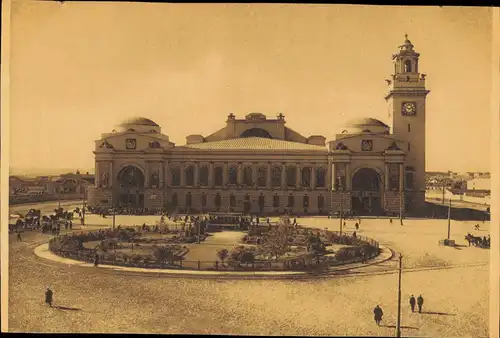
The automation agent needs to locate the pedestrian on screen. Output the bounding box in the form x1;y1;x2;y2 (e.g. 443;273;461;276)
390;218;393;224
94;253;100;267
355;223;359;230
16;232;22;242
373;305;383;326
45;287;53;307
417;295;424;313
409;295;416;312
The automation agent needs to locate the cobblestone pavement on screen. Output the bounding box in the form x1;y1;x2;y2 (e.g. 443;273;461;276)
8;217;489;336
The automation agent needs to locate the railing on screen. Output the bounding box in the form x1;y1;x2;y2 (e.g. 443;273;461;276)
48;226;380;272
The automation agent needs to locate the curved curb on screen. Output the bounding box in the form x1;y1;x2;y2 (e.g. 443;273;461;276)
32;240;393;280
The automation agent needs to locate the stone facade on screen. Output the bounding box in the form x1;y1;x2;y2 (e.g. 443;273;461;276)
89;36;428;216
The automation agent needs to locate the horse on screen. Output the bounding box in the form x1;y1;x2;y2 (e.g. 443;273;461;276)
465;233;482;247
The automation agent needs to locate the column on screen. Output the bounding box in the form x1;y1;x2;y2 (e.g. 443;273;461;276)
194;163;199;188
164;160;169;187
95;161;100;187
327;159;332;191
399;163;404;191
237;163;243;185
295;164;300;189
384;163;389;190
252;163;257;186
311;166;316;189
345;162;351;190
267;164;272;189
223;162;228;186
159;161;165;188
108;161;113;188
281;164;286;189
180;162;185;187
145;162;150;188
209;162;214;188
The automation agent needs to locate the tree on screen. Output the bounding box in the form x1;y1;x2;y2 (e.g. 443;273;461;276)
262;222;290;261
217;248;229;266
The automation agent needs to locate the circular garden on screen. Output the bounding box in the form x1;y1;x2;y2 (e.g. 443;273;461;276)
48;217;380;272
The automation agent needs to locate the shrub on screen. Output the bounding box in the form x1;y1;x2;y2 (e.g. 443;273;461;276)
217;248;229;264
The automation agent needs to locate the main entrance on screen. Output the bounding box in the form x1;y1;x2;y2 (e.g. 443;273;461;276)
116;166;145;208
351;168;383;215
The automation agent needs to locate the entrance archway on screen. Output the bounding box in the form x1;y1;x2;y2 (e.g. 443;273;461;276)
116;165;145;208
351;168;383;215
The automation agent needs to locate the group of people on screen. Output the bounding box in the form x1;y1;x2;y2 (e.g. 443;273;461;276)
373;295;425;326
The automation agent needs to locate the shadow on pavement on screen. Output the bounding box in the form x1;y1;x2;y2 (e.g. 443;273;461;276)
420;311;456;316
54;305;82;311
381;324;419;330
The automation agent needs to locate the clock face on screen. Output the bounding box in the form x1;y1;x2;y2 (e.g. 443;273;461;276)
361;140;373;151
125;139;136;150
402;102;417;115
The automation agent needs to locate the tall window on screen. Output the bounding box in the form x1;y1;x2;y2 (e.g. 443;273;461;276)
186;192;192;208
286;166;297;187
404;60;412;72
301;167;311;187
214;166;223;186
214;193;221;208
273;195;279;208
316;167;326;188
199;165;209;187
318;195;325;209
228;166;238;185
257;166;267;187
303;195;309;208
185;166;194;186
287;194;295;208
171;193;178;206
271;166;282;187
230;194;236;207
171;167;180;186
243;166;253;186
201;193;207;207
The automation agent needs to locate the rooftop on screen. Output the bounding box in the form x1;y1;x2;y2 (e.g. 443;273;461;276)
181;137;327;152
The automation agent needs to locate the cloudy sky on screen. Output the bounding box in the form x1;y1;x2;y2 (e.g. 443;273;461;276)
8;3;492;173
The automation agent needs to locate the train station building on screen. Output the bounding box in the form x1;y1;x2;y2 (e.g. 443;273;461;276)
88;36;429;216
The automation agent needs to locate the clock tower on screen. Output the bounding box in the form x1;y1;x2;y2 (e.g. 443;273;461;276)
385;34;430;211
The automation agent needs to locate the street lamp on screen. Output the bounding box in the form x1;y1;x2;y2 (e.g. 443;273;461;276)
447;198;452;240
396;253;403;338
338;176;344;236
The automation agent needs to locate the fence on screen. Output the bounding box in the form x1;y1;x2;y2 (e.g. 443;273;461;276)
48;225;380;272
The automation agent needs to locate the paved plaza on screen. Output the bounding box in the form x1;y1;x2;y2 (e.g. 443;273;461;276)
7;204;490;336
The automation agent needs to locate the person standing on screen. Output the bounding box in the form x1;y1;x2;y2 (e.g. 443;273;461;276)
417;295;424;313
373;305;383;326
389;218;393;224
94;253;100;267
45;287;53;307
409;295;416;312
16;232;22;242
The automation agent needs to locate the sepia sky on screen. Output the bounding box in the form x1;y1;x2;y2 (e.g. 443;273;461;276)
8;3;492;173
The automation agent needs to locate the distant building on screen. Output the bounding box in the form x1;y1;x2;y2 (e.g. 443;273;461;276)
89;36;429;216
467;178;490;191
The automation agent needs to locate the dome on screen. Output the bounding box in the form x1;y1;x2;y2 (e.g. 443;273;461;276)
120;117;159;127
344;117;389;128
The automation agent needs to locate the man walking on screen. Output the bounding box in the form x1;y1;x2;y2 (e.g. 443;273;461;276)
94;253;100;267
373;305;383;326
409;295;416;312
16;232;22;243
45;287;53;307
417;295;424;313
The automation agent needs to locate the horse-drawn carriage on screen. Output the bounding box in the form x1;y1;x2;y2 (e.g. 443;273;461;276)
206;212;252;231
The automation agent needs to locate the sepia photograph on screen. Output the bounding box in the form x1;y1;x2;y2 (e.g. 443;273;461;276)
2;2;497;336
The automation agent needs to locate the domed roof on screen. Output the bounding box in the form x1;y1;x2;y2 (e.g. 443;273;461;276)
120;117;159;127
344;117;389;128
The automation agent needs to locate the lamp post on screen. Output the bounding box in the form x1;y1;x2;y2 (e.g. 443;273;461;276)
112;194;116;229
339;176;343;236
396;253;403;338
447;198;452;240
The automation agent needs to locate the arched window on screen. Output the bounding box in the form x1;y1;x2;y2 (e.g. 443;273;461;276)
286;166;297;187
171;167;180;187
201;193;207;207
271;166;282;187
301;167;311;187
186;192;192;208
185;166;194;186
171;193;178;207
214;193;221;208
404;60;412;72
230;194;236;207
318;195;325;209
287;194;295;207
199;165;209;187
243;166;253;186
240;128;273;139
316;167;326;188
228;166;238;185
303;195;309;208
214;166;223;186
257;166;267;187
